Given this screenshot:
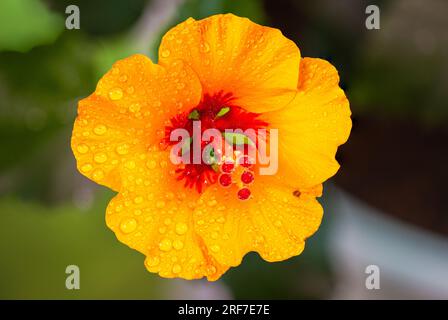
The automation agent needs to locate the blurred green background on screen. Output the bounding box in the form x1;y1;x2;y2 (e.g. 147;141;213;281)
1;0;447;299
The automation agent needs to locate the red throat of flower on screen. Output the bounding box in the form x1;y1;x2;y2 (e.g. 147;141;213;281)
163;91;268;197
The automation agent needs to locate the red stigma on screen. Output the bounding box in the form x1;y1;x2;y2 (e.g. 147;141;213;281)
163;91;268;193
237;188;251;200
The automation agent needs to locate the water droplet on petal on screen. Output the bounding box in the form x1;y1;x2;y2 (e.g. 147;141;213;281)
161;49;171;58
116;144;129;155
146;256;160;267
126;86;135;94
125;160;136;169
173;240;184;250
108;88;123;100
160;160;168;168
207;266;217;275
120;218;137;234
210;245;220;253
94;153;108;163
200;42;210;53
80;163;93;173
77;144;89;154
93;124;107;135
172;264;182;274
129;103;141;113
175;223;188;235
159;238;172;251
147;160;157;169
92;169;105;180
207;199;217;207
134;196;143;204
217;216;226;223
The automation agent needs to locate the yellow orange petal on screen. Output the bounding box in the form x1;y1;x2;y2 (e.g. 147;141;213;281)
158;14;300;113
193;174;323;267
264;57;352;188
71;54;202;191
105;151;228;280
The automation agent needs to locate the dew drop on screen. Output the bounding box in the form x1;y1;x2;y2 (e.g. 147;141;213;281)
175;223;188;235
217;216;226;223
211;245;220;253
119;74;128;82
108;88;123;100
172;264;182;274
129;103;141;113
125;160;136;169
146;256;160;267
207;199;217;207
200;42;210;53
147;160;157;169
161;49;171;58
111;67;120;75
77;144;89;154
80;163;93;173
134;196;143;204
92;169;105;180
116;144;129;155
173;240;184;250
159;238;172;251
93;124;107;135
94;153;108;163
120;218;137;234
207;266;217;275
126;86;135;94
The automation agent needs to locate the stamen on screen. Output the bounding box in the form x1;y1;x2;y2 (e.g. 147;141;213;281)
240;171;254;184
237;187;251;200
219;173;232;187
163;91;267;194
221;162;235;173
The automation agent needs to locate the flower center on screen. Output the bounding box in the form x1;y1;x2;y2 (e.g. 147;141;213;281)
163;91;268;198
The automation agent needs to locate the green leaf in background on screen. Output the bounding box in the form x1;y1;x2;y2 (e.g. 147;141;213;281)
0;0;64;52
178;0;266;24
0;33;98;202
0;194;162;299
